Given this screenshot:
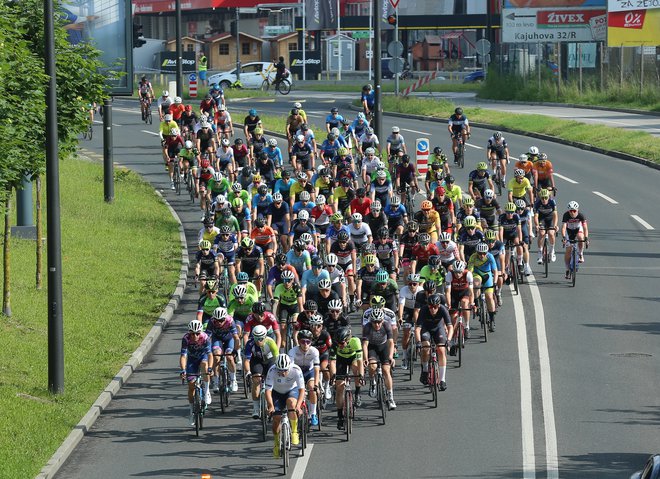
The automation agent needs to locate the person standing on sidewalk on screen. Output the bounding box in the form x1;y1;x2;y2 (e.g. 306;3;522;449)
198;52;208;87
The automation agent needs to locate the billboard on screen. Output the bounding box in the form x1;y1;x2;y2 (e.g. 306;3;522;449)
156;51;197;73
607;8;660;46
133;0;283;14
289;50;322;77
504;0;605;5
502;7;607;42
59;0;133;95
607;0;660;12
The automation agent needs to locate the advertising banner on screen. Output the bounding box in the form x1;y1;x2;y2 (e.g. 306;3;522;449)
502;7;607;42
305;0;338;30
607;8;660;45
607;0;660;12
156;51;196;73
504;0;605;6
133;0;283;14
288;50;322;77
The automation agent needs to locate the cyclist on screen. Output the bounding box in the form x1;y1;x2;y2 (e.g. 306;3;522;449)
206;307;240;393
288;330;321;426
432;186;455;235
515;153;535;185
228;271;259;305
289;172;315;208
200;93;216;118
243;109;261;141
194;240;219;294
195;120;216;158
508;168;534;207
210;83;225;110
425;157;446;199
457;215;485;262
534;188;558;264
374;227;399;279
448;107;470;162
286;108;305;151
179;140;199;190
138;76;154;118
266;253;299;300
484;230;505;306
419;255;446;288
330;327;364;430
444;261;473;349
163;127;184;189
244;324;279;419
561;201;589;279
398;273;423;369
533;153;555;193
383;195;407;239
157;90;172;120
236;237;264;292
227;284;256;334
250;128;267;162
250;216;277;267
395;154;418;195
310;278;341;316
348;212;372;250
292;191;316;219
330;230;358;306
362;308;396;410
251;184;273;222
233;138;250;170
370;170;393;208
309;314;333;400
355;253;379;311
468;242;499;334
414;200;441;243
286;238;312;277
310;194;333;236
196;279;226;324
350;187;372;217
415;293;452;390
180;105;198;141
487;131;510;184
358;128;381;160
516;199;534;276
324;254;347;306
207;171;230;202
291;134;315;178
325;107;344;133
274;169;295;205
410;232;440;273
180;319;213;425
231;198;252;236
361;84;375;118
436;231;459;270
301;257;331;301
213;226;238;285
455;196;479;235
468;162;494;200
499;202;524;281
527;145;540;163
386;126;406;162
266;192;291;251
273;269;303;336
475;188;501;233
399;221;419;276
365;201;387;234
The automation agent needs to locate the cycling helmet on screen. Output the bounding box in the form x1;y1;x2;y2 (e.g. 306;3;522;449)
445;174;455;184
298;329;313;341
419;233;431;245
356;187;366;198
463;216;477;228
515;199;527;210
231;182;242;193
514;168;525;178
539;189;550;199
328;299;343;311
257;184;268;195
423;280;436;292
234;284;248;298
435;186;446;196
252;302;266;315
252;324;267;340
275;353;293;371
421;200;433;211
476;242;489;253
519;154;529;162
325;253;338;266
428;294;443;306
337;327;352;343
363;83;373;91
249;109;257;116
484;189;495;200
272;192;283;202
375;269;388;284
164;113;172;121
370;308;385;322
173;96;182;105
538;153;548;161
330;107;339;114
376;160;386;170
311;256;323;269
220;138;230;147
375;226;389;240
463;196;475;207
299;191;311;202
299;233;312;246
331;212;343;223
188;319;203;333
372;200;382;211
361;243;375;255
203;217;214;227
428;255;441;268
234;138;243;146
237;271;249;283
454;107;463;115
351;213;363;223
298;209;310;221
365;147;375;155
485;229;497;241
337;231;350;242
294;239;306;251
232;198;244;209
406;221;419;232
338;147;349;156
318;278;332;290
476;162;488;171
528;146;539;156
439;232;452;242
363;254;377;266
184;140;193;149
304;299;318;312
357;112;365;120
567;201;579;210
376;170;387;179
199;240;212;250
316;194;326;205
453;260;466;273
170;128;180;137
213;172;223;182
241;237;255;249
212;307;227;321
493;131;502;141
267;138;277;147
504;202;516;212
254;216;266;228
407;273;421;283
391;126;400;133
281;269;295;281
219;226;232;235
433;146;443;156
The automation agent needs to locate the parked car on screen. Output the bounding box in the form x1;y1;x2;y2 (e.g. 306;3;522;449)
630;454;660;479
207;62;293;90
463;70;485;83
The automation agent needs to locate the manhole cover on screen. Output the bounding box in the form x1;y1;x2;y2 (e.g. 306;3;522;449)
610;353;653;358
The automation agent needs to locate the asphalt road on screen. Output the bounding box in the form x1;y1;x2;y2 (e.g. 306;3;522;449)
54;93;660;479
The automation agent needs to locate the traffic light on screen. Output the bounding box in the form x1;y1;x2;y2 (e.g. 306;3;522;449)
230;20;238;37
387;14;397;26
133;23;146;48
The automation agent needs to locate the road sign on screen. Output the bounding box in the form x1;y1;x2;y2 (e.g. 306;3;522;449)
365;49;373;59
189;73;197;82
387;40;404;58
189;73;197;98
389;0;400;9
475;39;491;56
502;8;607;43
416;138;430;175
388;57;404;74
352;30;372;39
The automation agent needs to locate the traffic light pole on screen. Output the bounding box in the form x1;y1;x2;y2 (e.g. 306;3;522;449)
373;0;382;141
175;0;183;97
235;8;241;81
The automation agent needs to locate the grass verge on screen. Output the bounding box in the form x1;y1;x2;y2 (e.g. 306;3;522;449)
0;158;180;478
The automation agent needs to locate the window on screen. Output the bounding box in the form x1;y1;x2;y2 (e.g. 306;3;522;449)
288;42;297;52
219;43;229;55
242;42;250;55
186;44;194;52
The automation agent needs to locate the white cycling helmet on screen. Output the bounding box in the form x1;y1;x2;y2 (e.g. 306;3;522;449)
300;232;313;244
316;194;326;205
296;134;305;142
221;138;230;147
484;189;495;200
275;353;293;371
299;191;311;202
567;201;579;210
213;172;223;182
212;307;227;320
439;232;452;242
528;146;539;155
453;260;467;273
365;147;375;155
372;200;382;211
164;114;173;122
188;319;203;333
351;212;362;222
184;140;193;149
174;96;182;104
268;138;278;147
252;324;268;340
162;90;169;97
476;242;489;253
293;102;302;109
298;209;310;220
234;284;247;298
326;253;338;266
391;126;400;133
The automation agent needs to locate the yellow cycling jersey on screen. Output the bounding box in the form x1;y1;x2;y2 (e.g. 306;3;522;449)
445;184;463;203
507;177;532;198
159;120;178;136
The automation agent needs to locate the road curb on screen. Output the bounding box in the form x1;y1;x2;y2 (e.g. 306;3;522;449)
473;97;660;118
35;172;189;479
348;104;660;172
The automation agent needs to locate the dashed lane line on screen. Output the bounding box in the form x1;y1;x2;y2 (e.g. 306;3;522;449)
291;443;314;479
592;191;619;204
631;215;655;230
554;173;578;184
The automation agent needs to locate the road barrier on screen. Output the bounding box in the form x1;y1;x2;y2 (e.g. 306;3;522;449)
402;70;438;97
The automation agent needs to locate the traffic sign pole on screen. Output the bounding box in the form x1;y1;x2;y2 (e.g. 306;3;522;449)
374;0;382;141
416;138;430;175
394;5;399;96
189;73;198;98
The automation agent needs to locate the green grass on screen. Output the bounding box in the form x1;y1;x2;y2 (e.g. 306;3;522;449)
296;80;480;94
0;158;180;477
478;70;660;112
355;96;660;163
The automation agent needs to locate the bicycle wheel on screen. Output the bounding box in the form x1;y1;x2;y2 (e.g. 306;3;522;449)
407;339;414;382
261;79;270;92
194;388;202;436
316;398;323;431
378;376;387;424
260;392;268;442
173;164;181;195
429;363;438;408
512;260;519;295
457;144;465;169
223;368;230;408
345;390;352;442
242;368;249;399
219;372;226;414
571;250;577;288
300;411;308;454
282;422;289;475
457;325;463;367
277;80;291;95
543;240;549;278
147;108;152;125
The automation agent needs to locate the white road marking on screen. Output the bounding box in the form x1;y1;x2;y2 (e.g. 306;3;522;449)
465;143;484;150
112;123;122;127
511;284;536;479
592;191;618;204
113;107;140;114
631;215;655;230
141;130;160;136
400;128;430;135
527;274;559;479
554;173;578;184
291;443;313;479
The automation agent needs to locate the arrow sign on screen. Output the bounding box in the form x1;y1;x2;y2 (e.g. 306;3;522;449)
506;12;536;20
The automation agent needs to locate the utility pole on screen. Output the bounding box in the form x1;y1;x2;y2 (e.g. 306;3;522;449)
373;0;382;140
235;8;241;81
175;0;182;97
